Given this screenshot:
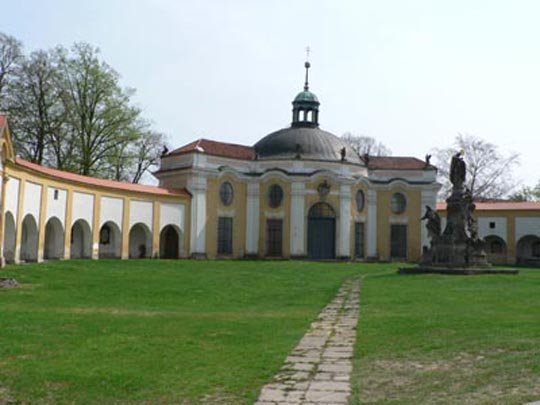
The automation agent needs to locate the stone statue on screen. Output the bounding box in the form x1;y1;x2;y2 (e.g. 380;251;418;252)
340;147;346;161
450;151;466;189
421;205;441;245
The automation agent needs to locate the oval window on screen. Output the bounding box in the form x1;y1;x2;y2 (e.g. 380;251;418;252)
219;181;234;206
355;190;365;212
391;192;407;214
268;184;283;208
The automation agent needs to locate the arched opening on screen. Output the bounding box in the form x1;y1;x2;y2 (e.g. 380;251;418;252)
70;219;92;259
307;202;336;260
160;225;182;259
3;211;16;263
129;223;152;258
484;235;507;265
517;235;540;265
44;217;64;260
98;221;122;259
20;214;38;262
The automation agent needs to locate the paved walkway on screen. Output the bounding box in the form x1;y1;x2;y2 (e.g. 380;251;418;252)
255;278;361;405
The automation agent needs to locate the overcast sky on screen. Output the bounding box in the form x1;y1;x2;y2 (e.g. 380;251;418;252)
3;0;540;187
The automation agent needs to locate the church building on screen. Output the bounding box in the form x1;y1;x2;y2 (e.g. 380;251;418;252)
0;62;442;265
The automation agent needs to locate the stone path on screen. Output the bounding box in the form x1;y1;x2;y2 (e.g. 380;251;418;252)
255;278;360;405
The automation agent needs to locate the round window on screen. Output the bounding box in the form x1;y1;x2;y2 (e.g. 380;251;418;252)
268;184;284;208
219;181;234;206
355;190;365;212
391;192;407;214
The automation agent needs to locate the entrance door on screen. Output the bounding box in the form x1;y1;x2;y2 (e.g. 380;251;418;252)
390;224;407;260
307;202;336;260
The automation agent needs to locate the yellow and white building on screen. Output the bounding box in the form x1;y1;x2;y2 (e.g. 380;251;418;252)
0;65;448;265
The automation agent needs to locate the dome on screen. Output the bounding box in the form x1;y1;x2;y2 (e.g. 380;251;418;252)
294;90;319;103
254;126;361;163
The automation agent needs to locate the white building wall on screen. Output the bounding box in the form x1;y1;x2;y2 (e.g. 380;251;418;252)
160;202;184;231
188;176;207;255
6;177;19;217
515;217;540;241
46;187;67;226
129;200;153;230
100;196;123;229
478;217;507;241
23;182;42;223
72;192;94;228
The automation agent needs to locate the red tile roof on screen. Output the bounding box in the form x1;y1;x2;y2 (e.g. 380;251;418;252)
168;138;255;160
15;158;190;198
437;201;540;211
366;156;434;170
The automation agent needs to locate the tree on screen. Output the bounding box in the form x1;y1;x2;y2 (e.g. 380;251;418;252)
341;133;391;156
0;32;23;104
509;181;540;201
6;50;65;165
433;134;520;199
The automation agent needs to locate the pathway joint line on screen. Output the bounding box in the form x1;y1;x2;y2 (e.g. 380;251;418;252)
255;278;361;405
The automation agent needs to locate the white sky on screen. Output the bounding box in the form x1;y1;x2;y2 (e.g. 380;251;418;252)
3;0;540;187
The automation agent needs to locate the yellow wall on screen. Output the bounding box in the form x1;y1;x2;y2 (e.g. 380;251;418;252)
376;187;422;262
258;177;291;257
205;175;246;258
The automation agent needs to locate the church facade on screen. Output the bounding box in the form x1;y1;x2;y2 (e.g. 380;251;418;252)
0;63;444;265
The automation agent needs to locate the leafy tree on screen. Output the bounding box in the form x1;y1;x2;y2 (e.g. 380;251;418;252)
433;134;519;199
341;133;391;156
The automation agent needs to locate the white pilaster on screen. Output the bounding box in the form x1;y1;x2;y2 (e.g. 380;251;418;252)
338;184;352;258
421;189;437;252
245;182;260;256
290;182;306;256
188;176;207;256
366;189;377;258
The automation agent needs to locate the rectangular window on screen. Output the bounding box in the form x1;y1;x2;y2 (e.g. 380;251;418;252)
390;224;407;259
354;222;364;259
217;217;233;255
266;219;283;257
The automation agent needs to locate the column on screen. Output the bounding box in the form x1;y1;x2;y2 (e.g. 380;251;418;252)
37;185;48;262
189;176;207;257
366;189;377;259
63;189;73;259
0;175;9;267
290;182;306;257
245;182;260;257
14;179;26;264
338;184;352;259
121;197;130;259
91;193;101;259
152;201;160;258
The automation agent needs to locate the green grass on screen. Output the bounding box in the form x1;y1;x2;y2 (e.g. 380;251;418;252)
0;259;356;404
2;261;540;404
351;267;540;405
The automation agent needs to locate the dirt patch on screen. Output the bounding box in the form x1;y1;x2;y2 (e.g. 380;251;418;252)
356;350;540;404
0;278;19;289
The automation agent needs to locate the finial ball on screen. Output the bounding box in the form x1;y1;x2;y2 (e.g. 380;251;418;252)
305;61;311;69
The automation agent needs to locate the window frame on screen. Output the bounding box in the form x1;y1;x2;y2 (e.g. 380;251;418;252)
268;184;284;209
266;218;283;257
219;181;234;206
391;192;407;214
217;216;233;255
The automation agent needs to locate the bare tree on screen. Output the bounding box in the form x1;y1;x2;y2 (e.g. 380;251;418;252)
0;32;23;103
341;133;391;156
7;50;65;165
509;181;540;201
433;134;520;199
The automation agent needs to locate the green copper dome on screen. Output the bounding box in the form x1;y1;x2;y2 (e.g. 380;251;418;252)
294;90;319;103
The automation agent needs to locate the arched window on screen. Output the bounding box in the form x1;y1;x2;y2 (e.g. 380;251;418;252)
391;192;407;214
100;224;111;245
533;241;540;257
309;202;336;218
219;181;234;206
268;184;283;208
490;240;503;254
355;190;365;212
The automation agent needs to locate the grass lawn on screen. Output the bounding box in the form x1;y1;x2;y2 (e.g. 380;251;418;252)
0;259;356;404
351;266;540;405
